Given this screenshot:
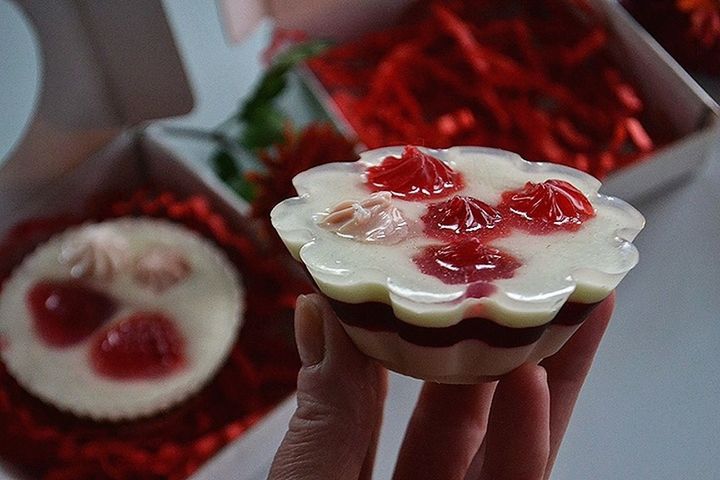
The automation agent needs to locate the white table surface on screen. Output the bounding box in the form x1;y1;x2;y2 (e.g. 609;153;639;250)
3;1;720;478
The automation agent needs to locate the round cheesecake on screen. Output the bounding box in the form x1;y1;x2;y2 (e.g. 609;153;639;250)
271;146;644;383
0;219;244;420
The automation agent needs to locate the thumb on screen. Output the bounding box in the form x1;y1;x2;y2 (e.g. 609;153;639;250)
268;294;387;480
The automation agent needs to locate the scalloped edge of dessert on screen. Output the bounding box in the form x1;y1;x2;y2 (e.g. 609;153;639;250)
271;146;645;329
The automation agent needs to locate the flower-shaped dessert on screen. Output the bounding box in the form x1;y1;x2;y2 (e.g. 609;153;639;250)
271;146;645;383
0;219;244;420
133;246;192;293
319;191;409;244
59;225;129;281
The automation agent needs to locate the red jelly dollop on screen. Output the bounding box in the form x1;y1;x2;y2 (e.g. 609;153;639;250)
414;237;520;284
423;195;504;239
91;312;185;380
27;281;116;347
501;179;595;231
365;146;463;199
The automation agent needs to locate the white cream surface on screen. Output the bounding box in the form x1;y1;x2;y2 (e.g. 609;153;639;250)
271;146;645;328
0;219;244;421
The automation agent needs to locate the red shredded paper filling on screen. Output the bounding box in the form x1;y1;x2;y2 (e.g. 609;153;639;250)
308;0;678;178
0;190;311;480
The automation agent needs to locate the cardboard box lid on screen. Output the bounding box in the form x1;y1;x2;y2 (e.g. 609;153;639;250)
0;0;194;208
217;0;415;43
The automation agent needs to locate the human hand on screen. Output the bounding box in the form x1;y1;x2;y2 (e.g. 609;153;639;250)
269;292;614;480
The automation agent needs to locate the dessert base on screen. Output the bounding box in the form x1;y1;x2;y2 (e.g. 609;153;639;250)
341;322;581;384
328;298;598;383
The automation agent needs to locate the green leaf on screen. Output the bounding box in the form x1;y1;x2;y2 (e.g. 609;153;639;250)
273;40;331;71
209;39;332;203
211;149;240;182
240;107;286;150
240;74;288;121
210;149;257;202
228;175;257;202
239;40;331;122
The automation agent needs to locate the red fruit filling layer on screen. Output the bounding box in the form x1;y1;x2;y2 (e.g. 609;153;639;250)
414;238;520;284
423;195;504;239
91;312;186;380
27;281;116;347
329;298;598;348
500;179;595;231
365;146;463;200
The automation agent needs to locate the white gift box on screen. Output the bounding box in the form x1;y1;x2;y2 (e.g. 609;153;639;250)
0;1;296;478
297;0;720;201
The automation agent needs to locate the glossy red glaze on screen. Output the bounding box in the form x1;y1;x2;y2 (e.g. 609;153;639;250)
27;281;116;347
465;282;496;299
414;237;520;284
329;297;598;348
91;312;185;380
423;195;505;239
500;179;595;232
365;146;463;199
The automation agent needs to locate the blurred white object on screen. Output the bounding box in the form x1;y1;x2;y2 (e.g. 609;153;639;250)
60;226;130;281
217;0;268;42
218;0;416;42
0;0;194;224
0;0;42;166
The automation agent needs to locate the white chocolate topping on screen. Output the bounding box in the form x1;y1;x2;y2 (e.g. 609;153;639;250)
318;191;409;244
0;219;244;420
133;246;192;294
271;146;645;328
60;226;129;281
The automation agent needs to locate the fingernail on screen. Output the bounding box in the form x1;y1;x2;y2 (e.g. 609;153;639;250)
295;294;325;366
